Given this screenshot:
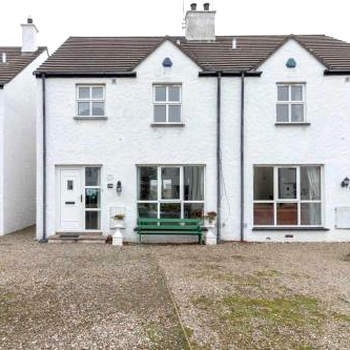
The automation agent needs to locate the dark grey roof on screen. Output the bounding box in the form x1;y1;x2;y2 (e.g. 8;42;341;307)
0;47;47;86
36;35;350;75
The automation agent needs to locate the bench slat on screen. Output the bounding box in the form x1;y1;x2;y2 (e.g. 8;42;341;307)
139;231;201;235
138;225;200;230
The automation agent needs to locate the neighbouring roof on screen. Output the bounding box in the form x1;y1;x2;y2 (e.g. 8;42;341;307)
36;35;350;76
0;47;47;86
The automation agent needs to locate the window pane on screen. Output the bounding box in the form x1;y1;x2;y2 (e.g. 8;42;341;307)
169;86;180;102
160;203;181;218
254;203;274;225
78;87;90;99
278;86;289;101
184;166;204;200
138;203;158;218
300;167;321;200
161;168;180;199
168;105;181;122
276;104;289;122
92;87;103;99
154;105;167;122
85;188;101;209
278;168;296;199
85;167;100;186
85;211;100;230
78;102;90;116
277;203;297;225
138;167;158;200
92;102;105;116
254;167;273;200
184;203;204;220
301;203;321;225
155;86;167;101
291;86;303;101
291;104;304;122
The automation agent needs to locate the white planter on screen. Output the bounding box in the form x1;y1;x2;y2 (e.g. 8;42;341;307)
111;223;125;246
205;224;217;245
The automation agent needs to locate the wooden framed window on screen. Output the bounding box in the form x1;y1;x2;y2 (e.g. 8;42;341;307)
276;84;305;123
76;85;105;117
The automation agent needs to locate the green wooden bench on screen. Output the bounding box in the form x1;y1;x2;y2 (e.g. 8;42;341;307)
136;218;203;244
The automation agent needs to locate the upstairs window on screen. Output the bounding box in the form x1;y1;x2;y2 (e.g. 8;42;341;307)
76;85;105;117
276;84;305;123
153;85;182;123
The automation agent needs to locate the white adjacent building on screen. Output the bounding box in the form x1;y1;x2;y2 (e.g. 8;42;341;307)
0;18;47;235
35;3;350;242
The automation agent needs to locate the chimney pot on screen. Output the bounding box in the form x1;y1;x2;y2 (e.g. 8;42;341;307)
2;53;7;64
232;38;237;49
27;17;33;24
204;3;210;10
190;3;197;11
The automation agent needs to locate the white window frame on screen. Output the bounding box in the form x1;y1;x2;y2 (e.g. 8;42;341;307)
276;83;305;123
76;85;106;117
153;84;182;124
137;165;205;219
253;165;322;227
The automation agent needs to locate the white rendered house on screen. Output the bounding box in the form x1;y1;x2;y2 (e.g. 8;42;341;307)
35;3;350;243
0;18;47;235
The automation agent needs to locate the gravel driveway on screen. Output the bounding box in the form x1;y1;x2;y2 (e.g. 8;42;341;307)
1;228;350;349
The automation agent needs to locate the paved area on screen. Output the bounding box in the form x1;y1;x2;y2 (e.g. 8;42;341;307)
1;227;350;349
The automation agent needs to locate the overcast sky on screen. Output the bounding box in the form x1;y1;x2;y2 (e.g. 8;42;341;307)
1;0;350;53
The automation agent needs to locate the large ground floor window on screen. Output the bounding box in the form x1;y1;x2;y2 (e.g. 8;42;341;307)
253;165;322;226
137;165;205;219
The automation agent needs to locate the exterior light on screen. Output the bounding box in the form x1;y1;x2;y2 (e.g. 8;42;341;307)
341;177;350;188
116;181;122;193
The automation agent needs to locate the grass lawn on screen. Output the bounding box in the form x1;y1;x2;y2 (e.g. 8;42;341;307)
1;228;350;349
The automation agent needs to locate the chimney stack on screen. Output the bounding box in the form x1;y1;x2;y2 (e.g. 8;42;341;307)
185;2;216;41
21;17;38;53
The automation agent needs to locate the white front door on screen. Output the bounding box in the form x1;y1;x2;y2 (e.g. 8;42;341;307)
59;168;83;231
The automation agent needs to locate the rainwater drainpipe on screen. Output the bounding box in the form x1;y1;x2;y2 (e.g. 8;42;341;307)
39;73;47;243
216;71;222;243
240;71;245;242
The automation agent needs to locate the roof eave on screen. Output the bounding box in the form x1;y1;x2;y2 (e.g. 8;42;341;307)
34;71;137;78
324;69;350;75
199;71;262;77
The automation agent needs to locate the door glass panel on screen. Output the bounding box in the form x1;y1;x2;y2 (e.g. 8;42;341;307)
161;168;180;199
138;203;158;218
138;167;158;200
184;203;204;220
301;203;321;225
85;188;101;208
154;105;167;122
160;203;181;218
85;211;100;230
85;168;100;186
168;105;181;122
278;168;296;199
254;203;274;225
67;180;73;190
184;166;204;200
276;104;289;122
277;203;297;225
254;167;273;200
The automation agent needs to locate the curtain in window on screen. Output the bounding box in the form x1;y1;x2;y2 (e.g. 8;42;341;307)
302;167;321;225
184;166;204;201
306;167;321;200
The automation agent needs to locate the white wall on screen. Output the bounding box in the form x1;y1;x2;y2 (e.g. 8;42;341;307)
2;51;47;235
0;89;4;234
36;40;217;241
242;39;350;241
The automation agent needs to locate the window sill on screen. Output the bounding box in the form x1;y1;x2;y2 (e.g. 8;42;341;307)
151;123;185;127
252;226;329;231
74;116;108;120
275;122;310;126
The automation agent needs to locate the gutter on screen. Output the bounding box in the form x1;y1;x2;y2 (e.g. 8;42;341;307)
34;71;137;78
324;69;350;76
240;72;245;242
216;71;222;243
39;74;48;243
199;71;261;77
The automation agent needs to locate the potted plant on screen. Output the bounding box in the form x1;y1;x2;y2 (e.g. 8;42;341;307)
114;214;125;225
207;211;217;224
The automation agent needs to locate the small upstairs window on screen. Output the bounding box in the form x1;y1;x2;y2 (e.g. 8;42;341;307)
153;85;182;123
76;85;105;117
276;84;305;123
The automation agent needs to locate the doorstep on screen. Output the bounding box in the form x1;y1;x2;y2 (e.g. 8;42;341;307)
49;232;106;244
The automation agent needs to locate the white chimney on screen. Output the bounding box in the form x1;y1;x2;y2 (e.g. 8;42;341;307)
185;3;216;41
21;17;38;53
